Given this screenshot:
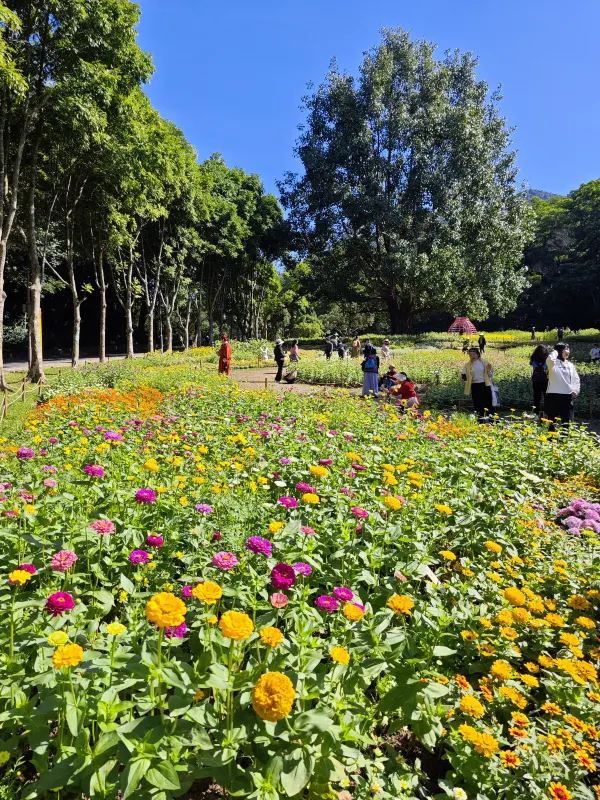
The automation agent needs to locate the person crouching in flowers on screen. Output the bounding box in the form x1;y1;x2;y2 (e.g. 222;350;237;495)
390;372;419;410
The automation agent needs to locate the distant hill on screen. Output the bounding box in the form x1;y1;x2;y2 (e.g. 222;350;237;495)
526;188;561;201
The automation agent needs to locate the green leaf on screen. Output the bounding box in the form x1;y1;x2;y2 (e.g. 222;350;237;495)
281;749;313;797
121;757;152;799
145;761;180;791
432;645;456;657
293;710;333;732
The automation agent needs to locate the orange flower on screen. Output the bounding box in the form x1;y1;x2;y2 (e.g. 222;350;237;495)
548;783;572;800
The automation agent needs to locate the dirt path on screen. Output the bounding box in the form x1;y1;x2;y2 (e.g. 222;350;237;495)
231;367;359;396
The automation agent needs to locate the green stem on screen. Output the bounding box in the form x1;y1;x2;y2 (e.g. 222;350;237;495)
156;628;164;716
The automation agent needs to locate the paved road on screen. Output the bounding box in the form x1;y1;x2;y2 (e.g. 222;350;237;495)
4;354;139;372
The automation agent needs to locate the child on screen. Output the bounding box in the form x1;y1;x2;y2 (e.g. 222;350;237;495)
391;372;419;408
379;365;399;391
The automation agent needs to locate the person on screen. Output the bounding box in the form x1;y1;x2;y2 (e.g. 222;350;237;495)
289;339;300;363
218;334;232;376
274;338;285;383
361;343;380;397
379;365;399;392
557;326;564;340
529;344;550;417
530;326;536;340
337;340;346;359
323;338;333;360
461;347;494;420
283;366;297;384
458;326;465;337
261;345;271;361
478;333;487;353
391;372;420;409
461;339;470;354
544;343;580;424
381;339;392;362
351;336;361;358
590;344;600;363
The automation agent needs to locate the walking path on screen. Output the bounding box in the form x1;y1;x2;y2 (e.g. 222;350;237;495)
231;367;356;395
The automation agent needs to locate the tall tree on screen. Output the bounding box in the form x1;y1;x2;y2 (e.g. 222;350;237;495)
280;28;533;333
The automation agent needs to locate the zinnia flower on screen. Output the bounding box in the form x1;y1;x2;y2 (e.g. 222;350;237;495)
17;562;37;575
16;447;35;460
164;622;188;639
146;534;164;548
43;478;57;489
195;503;214;515
271;562;296;590
104;431;123;442
47;631;69;647
295;482;315;493
302;492;320;504
343;602;365;621
459;695;485;719
52;643;83;669
135;488;157;504
129;549;150;565
219;610;254;640
333;586;353;601
51;550;78;573
84;464;105;477
192;580;223;604
547;784;572;800
46;592;75;616
278;496;298;510
292;562;312;576
8;569;32;586
315;595;339;613
330;646;350;665
89;519;115;536
387;594;414;615
181;585;193;599
106;622;127;636
145;592;187;628
212;551;239;571
252;671;296;721
301;525;316;536
260;626;284;647
351;506;369;519
270;592;288;609
246;536;272;557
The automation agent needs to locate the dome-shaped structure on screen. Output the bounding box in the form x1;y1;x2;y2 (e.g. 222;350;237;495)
448;316;477;334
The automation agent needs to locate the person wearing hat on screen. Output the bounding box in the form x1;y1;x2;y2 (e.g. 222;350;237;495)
274;338;286;383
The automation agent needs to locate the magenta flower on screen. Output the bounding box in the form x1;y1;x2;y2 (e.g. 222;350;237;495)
89;519;115;536
212;551;238;571
278;496;298;510
129;549;150;565
43;478;58;489
146;534;164;548
352;464;367;472
51;550;78;573
42;465;58;473
296;482;315;493
181;585;193;599
48;436;59;444
270;592;289;609
164;622;188;639
18;562;37;574
195;503;214;515
319;458;333;466
315;595;340;613
271;562;296;590
104;431;123;442
211;531;222;541
333;586;354;601
279;457;292;466
84;464;105;478
135;488;157;504
292;562;312;577
301;525;316;536
351;506;369;519
45;591;75;616
246;536;273;557
16;447;35;460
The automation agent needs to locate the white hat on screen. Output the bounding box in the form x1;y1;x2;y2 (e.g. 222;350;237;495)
276;338;283;345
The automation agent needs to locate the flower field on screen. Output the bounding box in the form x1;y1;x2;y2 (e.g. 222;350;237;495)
1;370;600;800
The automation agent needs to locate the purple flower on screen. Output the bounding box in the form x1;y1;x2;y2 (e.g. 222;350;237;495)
89;519;116;536
104;431;123;442
48;437;59;445
212;531;222;542
212;551;238;571
45;591;75;616
195;503;214;515
246;536;273;557
181;585;193;599
42;465;57;473
16;447;35;460
333;586;354;601
135;488;157;504
164;622;188;639
351;506;369;519
301;526;316;536
84;464;105;478
279;457;292;466
146;534;164;548
314;595;340;613
51;550;78;573
292;562;312;577
319;458;333;466
563;516;584;529
296;482;315;493
129;549;150;565
43;478;58;489
352;463;366;472
18;562;37;574
271;562;296;591
278;496;298;510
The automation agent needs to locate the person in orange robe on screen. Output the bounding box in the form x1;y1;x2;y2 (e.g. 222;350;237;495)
218;334;232;376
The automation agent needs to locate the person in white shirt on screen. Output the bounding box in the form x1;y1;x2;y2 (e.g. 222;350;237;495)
590;345;600;364
544;343;580;423
380;339;393;362
461;347;494;419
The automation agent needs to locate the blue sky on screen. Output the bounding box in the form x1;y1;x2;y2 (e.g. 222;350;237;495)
137;0;600;198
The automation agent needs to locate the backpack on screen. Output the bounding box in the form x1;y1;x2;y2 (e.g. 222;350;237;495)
364;354;377;372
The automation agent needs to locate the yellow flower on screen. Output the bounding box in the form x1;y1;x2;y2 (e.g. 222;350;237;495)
500;751;521;768
461;630;477;641
490;660;513;681
269;521;285;534
219;610;254;640
387;594;414;615
252;672;296;721
260;626;284;648
301;492;320;504
496;609;513;625
52;643;84;669
309;465;328;478
47;631;69;647
560;632;580;648
193;689;206;702
383;495;403;511
192;580;223;604
330;646;350;665
144;458;160;472
568;594;591;610
484;540;502;554
458;724;498;757
519;674;539;688
511;607;531;624
343;602;365;622
499;686;527;709
459;695;485;719
500;626;519;641
435;504;453;515
106;622;127;636
8;569;32;586
440;550;457;562
206;615;218;625
503;587;526;607
575;616;596;630
23;504;36;514
145;592;187;629
545;613;565;628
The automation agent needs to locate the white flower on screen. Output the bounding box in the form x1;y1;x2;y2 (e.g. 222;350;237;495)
453;789;468;800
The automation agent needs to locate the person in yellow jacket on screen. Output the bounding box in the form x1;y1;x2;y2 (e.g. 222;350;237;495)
461;347;494;419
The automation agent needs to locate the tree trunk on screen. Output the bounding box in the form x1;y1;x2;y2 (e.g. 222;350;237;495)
159;312;164;352
97;250;107;363
147;308;154;353
0;244;9;390
125;257;134;358
385;291;414;334
184;296;192;350
165;314;173;353
67;254;80;368
26;156;45;383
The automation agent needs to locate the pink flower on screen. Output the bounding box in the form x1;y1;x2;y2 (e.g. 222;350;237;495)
319;458;333;466
333;586;353;601
135;488;157;504
301;525;316;536
164;622;188;639
84;464;105;478
181;585;193;599
18;563;37;574
51;550;78;573
246;536;273;557
129;549;150;564
352;463;366;472
315;595;339;613
270;592;289;609
351;506;369;519
48;436;59;444
271;562;296;590
293;562;312;576
43;478;57;489
278;496;298;510
104;431;123;442
45;591;75;616
211;531;222;541
279;457;292;465
195;503;214;515
89;519;115;536
212;551;238;570
146;534;164;548
16;447;35;460
295;482;315;493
